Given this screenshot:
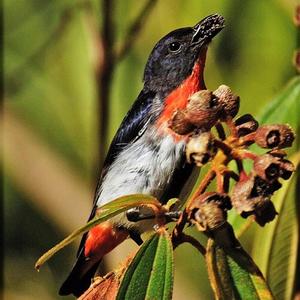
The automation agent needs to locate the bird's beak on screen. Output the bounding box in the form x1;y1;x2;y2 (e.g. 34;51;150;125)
191;14;225;46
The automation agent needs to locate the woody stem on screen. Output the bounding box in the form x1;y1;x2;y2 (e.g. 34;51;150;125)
187;169;216;207
173;233;206;256
171;169;216;245
215;122;226;140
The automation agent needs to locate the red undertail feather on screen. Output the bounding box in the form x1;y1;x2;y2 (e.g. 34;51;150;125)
84;222;129;259
59;222;128;296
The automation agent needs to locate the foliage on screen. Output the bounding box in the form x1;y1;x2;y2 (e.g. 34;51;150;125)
36;78;299;299
206;239;274;300
3;1;299;299
35;194;159;270
116;229;173;300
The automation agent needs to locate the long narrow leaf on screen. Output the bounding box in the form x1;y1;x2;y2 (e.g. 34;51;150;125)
35;194;159;269
206;239;274;300
116;228;174;300
259;76;300;131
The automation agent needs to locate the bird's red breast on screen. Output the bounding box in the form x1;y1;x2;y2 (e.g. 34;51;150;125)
156;51;207;138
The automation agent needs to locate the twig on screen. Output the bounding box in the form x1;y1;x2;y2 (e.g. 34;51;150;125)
171;169;216;244
235;158;244;174
97;0;116;161
214;139;232;156
116;0;158;62
227;170;240;181
239;150;258;161
215;122;226;140
173;233;206;256
216;170;224;193
240;132;256;145
223;172;230;193
187;169;216;207
96;0;158;167
171;211;188;244
226;119;238;137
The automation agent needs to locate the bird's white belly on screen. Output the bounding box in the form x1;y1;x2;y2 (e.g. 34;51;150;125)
96;129;186;232
97;129;186;208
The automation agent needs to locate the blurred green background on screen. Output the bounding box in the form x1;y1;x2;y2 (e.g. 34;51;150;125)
3;0;299;299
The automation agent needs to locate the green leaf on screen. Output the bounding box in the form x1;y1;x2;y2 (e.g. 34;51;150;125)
251;153;300;300
116;228;174;300
259;76;300;132
206;239;274;300
35;194;159;269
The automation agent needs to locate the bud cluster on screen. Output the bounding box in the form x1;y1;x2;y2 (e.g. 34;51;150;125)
170;85;295;235
188;192;231;232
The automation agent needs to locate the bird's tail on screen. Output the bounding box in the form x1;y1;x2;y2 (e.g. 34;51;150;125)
59;222;129;297
59;250;100;297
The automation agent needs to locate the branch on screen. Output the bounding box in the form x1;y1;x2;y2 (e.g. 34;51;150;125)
173;233;206;256
96;0;116;167
116;0;158;62
187;170;216;206
96;0;157;167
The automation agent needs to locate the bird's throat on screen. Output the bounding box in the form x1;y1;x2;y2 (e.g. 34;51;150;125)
156;53;207;134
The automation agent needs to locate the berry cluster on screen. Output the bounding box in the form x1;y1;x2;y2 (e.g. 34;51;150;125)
169;85;295;237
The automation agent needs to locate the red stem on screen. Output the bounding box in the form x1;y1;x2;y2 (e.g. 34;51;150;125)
240;132;256;145
240;150;258;161
226;119;238;137
187;169;216;206
216;171;224;193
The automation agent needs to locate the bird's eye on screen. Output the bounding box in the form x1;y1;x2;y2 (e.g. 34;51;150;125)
168;41;182;53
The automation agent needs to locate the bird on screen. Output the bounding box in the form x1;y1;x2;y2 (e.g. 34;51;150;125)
59;13;225;297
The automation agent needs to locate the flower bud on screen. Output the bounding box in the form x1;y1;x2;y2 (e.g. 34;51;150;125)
253;154;281;181
255;124;295;149
231;174;279;225
268;149;287;158
252;175;282;197
252;197;277;226
279;159;295;180
186;132;217;166
213;85;240;120
231;176;255;214
190;202;227;231
294;5;300;27
168;110;194;135
234;114;259;137
186;90;221;130
188;192;231;231
196;192;232;210
239;196;277;226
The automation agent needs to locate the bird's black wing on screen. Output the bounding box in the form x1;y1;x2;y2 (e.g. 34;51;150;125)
78;89;156;252
59;90;157;296
101;89;156;175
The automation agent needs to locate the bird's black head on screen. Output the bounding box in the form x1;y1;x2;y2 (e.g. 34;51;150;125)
143;14;225;97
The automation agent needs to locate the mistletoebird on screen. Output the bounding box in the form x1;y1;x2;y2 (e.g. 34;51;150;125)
60;14;225;297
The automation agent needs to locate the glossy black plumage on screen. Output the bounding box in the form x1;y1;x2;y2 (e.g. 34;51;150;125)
101;90;157;175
